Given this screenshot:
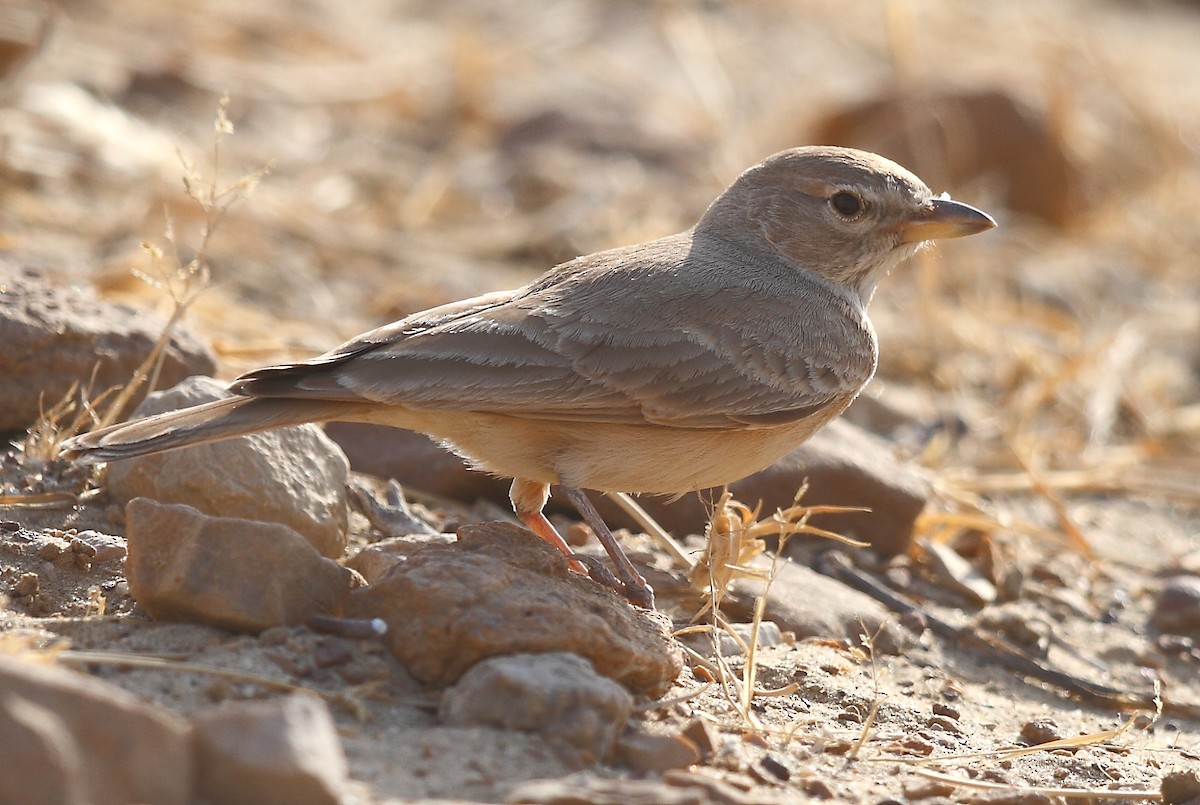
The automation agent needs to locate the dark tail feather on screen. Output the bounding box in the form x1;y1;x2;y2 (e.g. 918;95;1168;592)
61;396;357;464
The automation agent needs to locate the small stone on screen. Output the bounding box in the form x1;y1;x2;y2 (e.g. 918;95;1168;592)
442;652;633;765
0;520;21;531
311;639;354;670
124;498;355;632
344;532;456;584
12;572;38;596
192;692;348;805
1020;719;1063;745
0;656;191;805
1152;576;1200;635
614;730;701;773
715;621;784;656
748;754;790;784
71;531;127;563
926;715;965;735
345;521;681;695
680;718;717;761
932;702;961;720
36;542;63;561
1161;770;1200;805
106;376;351;558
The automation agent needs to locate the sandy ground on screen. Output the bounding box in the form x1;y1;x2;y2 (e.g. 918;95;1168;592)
2;1;1200;803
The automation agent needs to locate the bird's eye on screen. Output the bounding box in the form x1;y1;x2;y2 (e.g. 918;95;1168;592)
829;191;864;218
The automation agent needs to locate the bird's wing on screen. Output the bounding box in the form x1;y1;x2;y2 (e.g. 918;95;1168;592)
233;241;876;429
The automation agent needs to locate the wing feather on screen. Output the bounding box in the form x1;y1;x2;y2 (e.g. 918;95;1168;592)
232;235;877;428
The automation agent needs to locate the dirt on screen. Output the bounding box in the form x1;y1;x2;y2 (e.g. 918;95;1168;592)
2;1;1200;803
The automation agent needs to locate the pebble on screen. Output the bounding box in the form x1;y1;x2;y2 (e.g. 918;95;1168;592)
345;521;681;696
441;652;633;765
1152;576;1200;635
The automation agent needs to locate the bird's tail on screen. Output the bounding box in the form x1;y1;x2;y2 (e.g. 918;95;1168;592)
60;396;359;464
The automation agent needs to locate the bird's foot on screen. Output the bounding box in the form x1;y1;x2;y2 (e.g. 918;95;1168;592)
572;553;656;609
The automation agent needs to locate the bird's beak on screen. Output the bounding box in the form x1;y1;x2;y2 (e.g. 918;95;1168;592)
897;196;996;244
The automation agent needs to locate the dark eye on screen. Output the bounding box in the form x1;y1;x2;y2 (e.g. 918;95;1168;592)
830;191;863;218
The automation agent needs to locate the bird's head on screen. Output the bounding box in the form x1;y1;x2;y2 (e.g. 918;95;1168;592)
698;146;995;302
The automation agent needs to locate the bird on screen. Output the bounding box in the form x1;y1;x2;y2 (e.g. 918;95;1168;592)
62;146;995;608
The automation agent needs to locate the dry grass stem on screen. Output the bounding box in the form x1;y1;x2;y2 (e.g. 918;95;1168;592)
609;491;692;568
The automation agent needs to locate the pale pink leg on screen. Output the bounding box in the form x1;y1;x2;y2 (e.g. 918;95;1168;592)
510;478;589;574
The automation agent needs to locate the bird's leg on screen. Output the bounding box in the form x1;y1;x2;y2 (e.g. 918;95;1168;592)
510;478;589;575
559;486;655;609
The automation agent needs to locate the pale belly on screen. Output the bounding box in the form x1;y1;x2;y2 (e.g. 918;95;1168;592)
374;399;855;494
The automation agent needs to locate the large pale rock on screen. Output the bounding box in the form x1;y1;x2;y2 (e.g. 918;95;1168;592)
345;521;681;696
724;556;901;652
0;265;215;432
124;497;356;632
0;656;192;805
107;375;351;558
192;693;348;805
440;653;633;765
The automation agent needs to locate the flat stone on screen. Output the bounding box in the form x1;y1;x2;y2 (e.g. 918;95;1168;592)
440;652;633;765
192;692;348;805
106;375;351;558
0;264;215;432
1152;576;1200;635
345;532;456;584
614;730;702;773
0;656;191;805
345;521;681;696
724;556;901;652
124;497;356;632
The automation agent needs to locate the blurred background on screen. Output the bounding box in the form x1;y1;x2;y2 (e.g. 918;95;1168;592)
1;0;1198;497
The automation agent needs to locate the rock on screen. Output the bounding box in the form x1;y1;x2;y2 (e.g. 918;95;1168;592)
614;730;702;773
0;695;88;805
124;497;356;632
813;88;1086;229
345;533;458;584
0;265;215;432
1152;576;1200;635
107;375;351;558
325;422;508;504
345;521;681;696
1161;770;1200;805
0;656;191;805
329;419;927;557
1020;719;1063;745
716;621;784;656
440;652;633;765
724;556;901;652
192;692;348;805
